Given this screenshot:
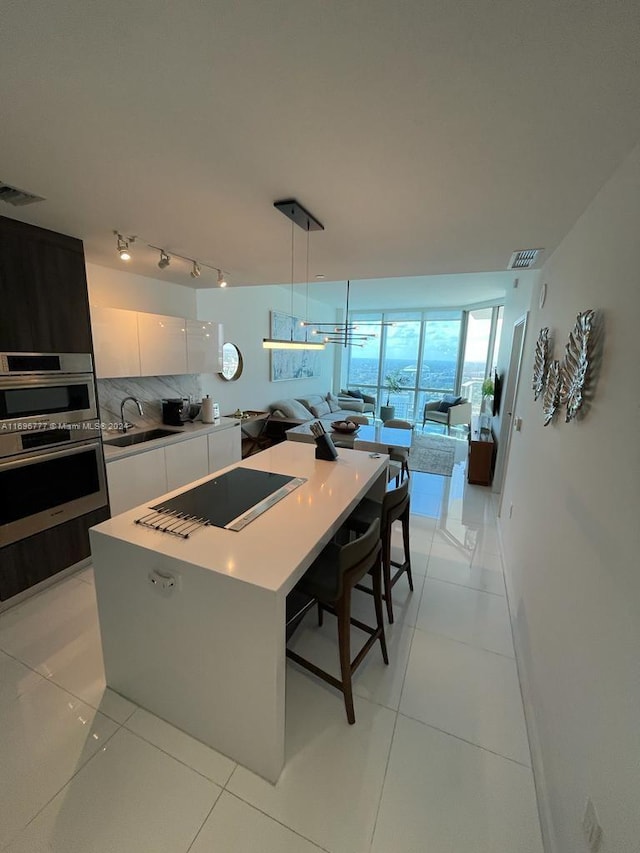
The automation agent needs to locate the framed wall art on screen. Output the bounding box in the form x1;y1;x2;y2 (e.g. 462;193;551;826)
269;310;323;382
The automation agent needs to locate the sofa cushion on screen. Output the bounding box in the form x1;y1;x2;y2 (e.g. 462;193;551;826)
269;398;314;419
438;394;463;413
327;392;342;413
310;400;331;418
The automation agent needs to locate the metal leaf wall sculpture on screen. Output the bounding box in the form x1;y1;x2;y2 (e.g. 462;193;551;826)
532;327;550;400
542;359;561;426
560;310;594;422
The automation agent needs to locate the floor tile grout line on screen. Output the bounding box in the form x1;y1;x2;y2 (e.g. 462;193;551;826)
368;581;425;850
411;623;516;661
396;709;533;770
215;790;332;852
183;787;224;853
4;721;123;848
423;572;505;598
122;721;235;787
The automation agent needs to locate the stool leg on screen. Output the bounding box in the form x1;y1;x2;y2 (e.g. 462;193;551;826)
372;553;389;665
402;505;414;591
337;587;355;724
383;529;394;623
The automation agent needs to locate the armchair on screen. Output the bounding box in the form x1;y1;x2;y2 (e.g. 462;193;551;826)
423;398;472;431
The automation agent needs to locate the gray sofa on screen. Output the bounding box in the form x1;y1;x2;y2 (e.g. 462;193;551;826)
268;392;369;425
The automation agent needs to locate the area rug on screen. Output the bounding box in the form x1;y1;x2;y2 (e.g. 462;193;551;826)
409;432;457;476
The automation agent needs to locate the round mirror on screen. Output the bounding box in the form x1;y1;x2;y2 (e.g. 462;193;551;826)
219;342;243;381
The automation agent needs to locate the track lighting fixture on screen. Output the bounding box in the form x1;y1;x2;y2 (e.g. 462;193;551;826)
114;231;228;286
114;231;135;261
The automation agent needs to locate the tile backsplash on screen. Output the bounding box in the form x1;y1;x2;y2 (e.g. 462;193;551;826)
97;375;203;431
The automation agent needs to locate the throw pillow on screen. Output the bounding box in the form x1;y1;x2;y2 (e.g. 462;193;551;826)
438;394;462;413
310;400;331;418
327;392;342;413
348;389;364;399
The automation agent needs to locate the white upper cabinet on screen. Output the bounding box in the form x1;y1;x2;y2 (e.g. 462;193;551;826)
137;313;188;376
90;308;221;378
186;320;223;374
91;305;141;378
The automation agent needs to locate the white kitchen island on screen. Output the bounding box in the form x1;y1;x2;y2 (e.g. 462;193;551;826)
90;440;388;782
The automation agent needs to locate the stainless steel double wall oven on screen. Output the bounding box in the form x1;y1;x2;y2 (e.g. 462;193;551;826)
0;352;108;547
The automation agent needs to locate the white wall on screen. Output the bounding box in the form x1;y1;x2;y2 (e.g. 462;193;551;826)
499;144;640;853
197;285;336;413
492;272;538;491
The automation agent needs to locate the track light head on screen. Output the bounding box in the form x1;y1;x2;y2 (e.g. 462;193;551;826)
190;261;201;279
157;250;171;270
114;231;134;261
217;269;227;288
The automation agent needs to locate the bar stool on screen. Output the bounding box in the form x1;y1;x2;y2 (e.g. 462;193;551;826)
346;414;370;425
383;419;412;484
285;518;388;724
345;478;412;624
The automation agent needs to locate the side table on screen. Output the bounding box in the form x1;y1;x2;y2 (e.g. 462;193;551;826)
467;416;496;486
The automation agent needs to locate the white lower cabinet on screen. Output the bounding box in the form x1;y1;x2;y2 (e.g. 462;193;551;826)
106;447;167;516
165;435;209;491
106;427;241;516
208;427;241;474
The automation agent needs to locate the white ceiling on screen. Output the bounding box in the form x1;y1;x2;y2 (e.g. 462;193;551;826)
2;1;639;290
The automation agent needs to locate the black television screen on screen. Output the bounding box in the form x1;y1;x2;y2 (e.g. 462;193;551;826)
493;369;503;417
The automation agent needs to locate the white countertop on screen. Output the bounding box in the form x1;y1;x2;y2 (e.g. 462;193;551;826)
102;417;239;462
91;440;388;593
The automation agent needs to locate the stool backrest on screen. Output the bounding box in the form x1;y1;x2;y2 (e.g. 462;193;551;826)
381;478;410;530
346;414;370;425
338;517;381;595
384;419;412;430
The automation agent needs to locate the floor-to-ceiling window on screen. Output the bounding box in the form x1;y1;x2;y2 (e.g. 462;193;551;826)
460;306;504;413
345;310;463;421
344;304;504;422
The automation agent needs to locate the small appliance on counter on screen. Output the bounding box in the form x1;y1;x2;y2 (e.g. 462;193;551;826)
161;398;201;426
201;395;220;423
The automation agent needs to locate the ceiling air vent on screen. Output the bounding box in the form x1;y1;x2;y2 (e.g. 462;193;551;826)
0;181;45;207
507;248;543;270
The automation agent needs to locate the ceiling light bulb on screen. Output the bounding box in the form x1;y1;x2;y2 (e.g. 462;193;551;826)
190;261;201;279
115;232;131;261
158;250;171;270
217;269;227;287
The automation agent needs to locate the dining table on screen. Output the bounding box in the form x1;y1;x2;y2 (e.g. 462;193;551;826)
285;419;412;454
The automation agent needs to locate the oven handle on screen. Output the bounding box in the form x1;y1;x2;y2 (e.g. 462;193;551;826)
0;439;103;471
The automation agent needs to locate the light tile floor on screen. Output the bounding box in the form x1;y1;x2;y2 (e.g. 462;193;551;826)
0;434;543;852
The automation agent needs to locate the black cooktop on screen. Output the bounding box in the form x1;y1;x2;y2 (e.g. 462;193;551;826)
151;467;303;530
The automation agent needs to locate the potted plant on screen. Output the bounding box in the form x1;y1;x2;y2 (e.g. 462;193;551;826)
380;370;405;422
480;378;495;420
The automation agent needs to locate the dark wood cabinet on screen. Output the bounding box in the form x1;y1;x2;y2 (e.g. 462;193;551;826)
0;505;110;602
467;417;496;486
0;215;93;353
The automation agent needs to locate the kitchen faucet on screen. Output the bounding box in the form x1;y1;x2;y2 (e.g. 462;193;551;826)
120;396;144;432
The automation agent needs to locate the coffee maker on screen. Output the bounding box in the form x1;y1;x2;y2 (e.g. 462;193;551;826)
161;398;190;426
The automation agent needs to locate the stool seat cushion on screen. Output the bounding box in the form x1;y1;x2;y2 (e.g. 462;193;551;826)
295;542;342;601
348;497;381;533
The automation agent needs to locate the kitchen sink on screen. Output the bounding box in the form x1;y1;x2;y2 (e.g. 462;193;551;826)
104;428;180;448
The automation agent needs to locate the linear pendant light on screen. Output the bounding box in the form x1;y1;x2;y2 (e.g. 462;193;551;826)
262;200;325;351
